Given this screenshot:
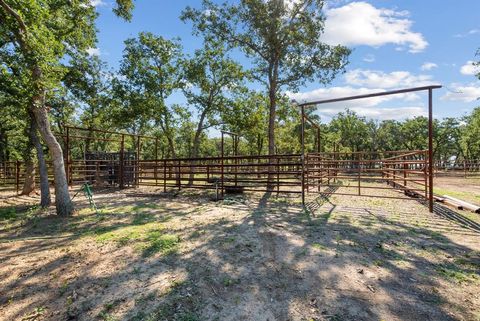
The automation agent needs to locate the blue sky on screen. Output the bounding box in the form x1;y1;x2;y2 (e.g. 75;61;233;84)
91;0;480;122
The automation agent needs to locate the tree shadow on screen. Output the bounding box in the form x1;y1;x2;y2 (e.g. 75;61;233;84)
0;188;479;320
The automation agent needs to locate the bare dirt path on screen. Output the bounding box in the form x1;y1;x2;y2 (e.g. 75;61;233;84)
0;187;479;321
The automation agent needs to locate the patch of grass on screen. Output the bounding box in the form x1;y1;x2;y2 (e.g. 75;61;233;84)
436;264;479;284
133;280;200;321
433;187;480;203
373;259;385;267
0;206;17;221
141;232;180;257
91;222;179;257
132;212;156;225
222;277;240;287
312;242;328;251
133;203;162;211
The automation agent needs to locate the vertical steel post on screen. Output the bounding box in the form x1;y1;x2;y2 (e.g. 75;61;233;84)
163;159;167;192
428;89;434;213
155;137;158;186
119;134;125;188
177;159;181;190
234;135;238;187
276;156;280;195
15;160;20;195
357;153;361;196
301;105;306;207
65;126;70;186
136;136;141;187
317;128;321;153
221;132;224;199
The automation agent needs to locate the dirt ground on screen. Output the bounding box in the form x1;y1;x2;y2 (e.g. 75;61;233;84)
433;175;480;205
0;184;479;321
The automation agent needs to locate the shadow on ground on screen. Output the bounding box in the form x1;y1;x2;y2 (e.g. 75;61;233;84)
0;187;479;321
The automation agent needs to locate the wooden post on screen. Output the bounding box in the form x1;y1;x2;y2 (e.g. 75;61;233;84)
119;134;125;188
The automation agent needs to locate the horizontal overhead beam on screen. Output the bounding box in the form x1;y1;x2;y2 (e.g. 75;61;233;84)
64;125;156;139
297;85;442;107
221;130;240;136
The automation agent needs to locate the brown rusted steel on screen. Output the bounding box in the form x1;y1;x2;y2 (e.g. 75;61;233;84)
63;125;156;140
221;131;224;199
428;89;434;212
15;160;20;195
119;134;125;188
301;105;306;206
65;126;70;186
297;85;442;107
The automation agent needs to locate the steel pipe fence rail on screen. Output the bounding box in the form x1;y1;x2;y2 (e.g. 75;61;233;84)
304;150;430;201
434;160;480;178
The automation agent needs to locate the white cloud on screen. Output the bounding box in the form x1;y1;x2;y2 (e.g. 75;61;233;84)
86;47;101;56
344;69;436;89
420;62;438;71
441;84;480;102
89;0;106;7
460;61;480;76
287;86;427;120
363;54;375;63
349;106;426;120
454;28;480;38
323;1;428;53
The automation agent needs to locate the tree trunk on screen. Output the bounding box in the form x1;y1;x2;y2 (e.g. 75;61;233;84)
32;98;73;216
29;111;51;207
21;157;35;195
268;85;276;156
267;82;277;191
21;121;36;195
188;110;207;185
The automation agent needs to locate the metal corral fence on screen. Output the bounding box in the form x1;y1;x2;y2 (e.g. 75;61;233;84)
434;160;480;178
305;150;429;200
2;150;430;203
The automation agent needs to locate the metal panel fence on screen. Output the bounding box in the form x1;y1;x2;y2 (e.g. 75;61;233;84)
305;150;429;201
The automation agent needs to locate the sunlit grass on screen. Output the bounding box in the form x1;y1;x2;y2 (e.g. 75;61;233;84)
91;222;180;257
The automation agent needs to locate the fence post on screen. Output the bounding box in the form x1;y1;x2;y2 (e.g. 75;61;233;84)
155;137;158;186
300;105;306;207
16;160;20;195
163;159;167;192
221;132;224;199
136;136;141;188
65;126;70;186
428;88;434;213
177;159;181;190
276;156;280;194
119;134;125;188
357;154;361;196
